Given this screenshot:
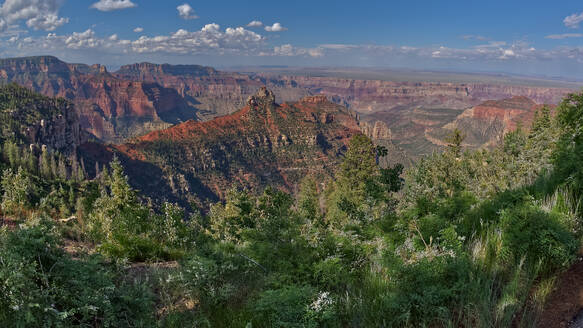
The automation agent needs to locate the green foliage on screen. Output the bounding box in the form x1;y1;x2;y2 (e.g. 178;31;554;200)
0;219;155;327
499;203;577;274
1;166;36;216
179;245;257;310
250;286;338;328
554;93;583;205
88;157;194;261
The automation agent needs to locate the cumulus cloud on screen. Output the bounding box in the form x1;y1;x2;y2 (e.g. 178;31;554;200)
130;24;264;54
0;0;68;32
247;20;263;27
8;26;583;72
546;33;583;39
564;12;583;29
264;22;287;32
64;29;103;49
133;27;143;33
177;3;198;20
90;0;137;12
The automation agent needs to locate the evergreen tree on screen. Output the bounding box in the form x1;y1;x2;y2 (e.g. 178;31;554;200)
26;148;38;175
57;155;68;180
4;141;19;168
326;134;380;226
50;153;58;179
445;128;465;157
297;176;321;223
40;147;52;179
109;156;136;205
1;167;34;215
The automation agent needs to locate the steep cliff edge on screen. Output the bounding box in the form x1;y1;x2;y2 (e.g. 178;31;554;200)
427;96;549;148
115;62;310;120
0;56;198;143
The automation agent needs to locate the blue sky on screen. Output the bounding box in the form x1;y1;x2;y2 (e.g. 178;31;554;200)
1;0;583;79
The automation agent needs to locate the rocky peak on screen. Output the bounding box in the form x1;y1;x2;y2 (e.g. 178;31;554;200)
361;120;392;140
247;87;276;107
91;64;108;74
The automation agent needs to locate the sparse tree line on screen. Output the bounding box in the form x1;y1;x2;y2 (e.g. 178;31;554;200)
0;90;582;327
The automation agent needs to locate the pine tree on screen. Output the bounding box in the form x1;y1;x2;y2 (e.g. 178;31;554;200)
109;156;136;205
297;176;321;222
26;149;38;175
57;155;68;180
39;147;50;178
50;153;58;179
445;128;465;157
4;141;19;168
70;153;79;181
79;157;87;181
337;134;378;194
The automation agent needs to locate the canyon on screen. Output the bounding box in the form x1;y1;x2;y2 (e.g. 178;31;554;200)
83;88;364;208
0;56;577;160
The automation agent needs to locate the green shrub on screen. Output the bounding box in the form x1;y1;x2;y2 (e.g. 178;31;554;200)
0;219;155;327
250;285;338;328
499;204;577;274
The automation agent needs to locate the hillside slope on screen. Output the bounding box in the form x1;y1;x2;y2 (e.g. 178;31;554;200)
112;88;362;207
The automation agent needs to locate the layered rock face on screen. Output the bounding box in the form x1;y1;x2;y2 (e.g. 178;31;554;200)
0;56;575;152
0;56;196;143
428;96;548;148
115;63;311;120
112;88;361;207
265;76;571;112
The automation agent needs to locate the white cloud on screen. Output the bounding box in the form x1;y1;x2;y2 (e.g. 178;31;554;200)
177;3;198;20
0;0;68;32
130;24;264;55
546;33;583;39
320;44;358;50
8;27;583;70
264;44;323;57
90;0;137;12
564;12;583;29
133;27;144;33
64;29;103;50
264;22;287;32
247;20;263;27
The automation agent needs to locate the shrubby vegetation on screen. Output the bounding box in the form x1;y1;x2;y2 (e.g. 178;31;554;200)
1;89;583;327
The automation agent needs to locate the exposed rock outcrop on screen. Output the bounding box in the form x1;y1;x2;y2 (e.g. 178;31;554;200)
113;88;361;208
360;120;392;141
428;96;549;149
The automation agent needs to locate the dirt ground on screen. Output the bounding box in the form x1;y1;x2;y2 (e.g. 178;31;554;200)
538;258;583;328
